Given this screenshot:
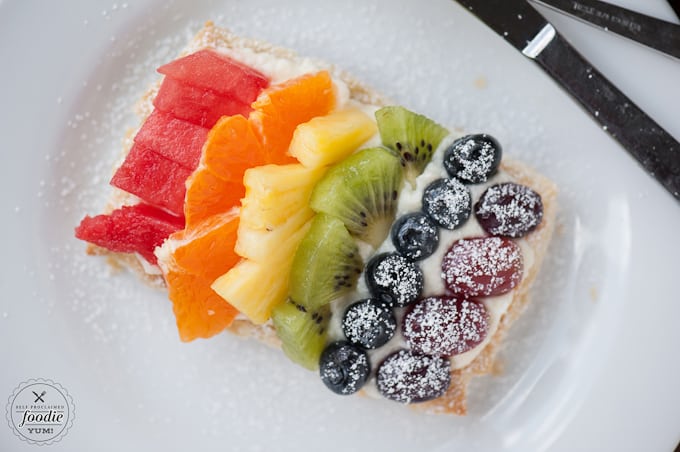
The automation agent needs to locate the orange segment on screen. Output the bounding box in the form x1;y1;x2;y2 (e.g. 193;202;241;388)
165;267;239;342
250;71;336;164
184;167;244;227
184;115;266;227
170;208;241;278
202;115;267;182
157;209;241;341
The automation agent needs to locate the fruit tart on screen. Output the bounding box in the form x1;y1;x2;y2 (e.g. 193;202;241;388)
75;22;557;415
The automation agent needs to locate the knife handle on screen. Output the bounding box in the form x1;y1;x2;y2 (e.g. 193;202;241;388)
534;33;680;201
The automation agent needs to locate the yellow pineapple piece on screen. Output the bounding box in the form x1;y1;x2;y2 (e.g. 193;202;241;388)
212;220;311;324
240;163;326;230
288;108;377;168
235;208;312;262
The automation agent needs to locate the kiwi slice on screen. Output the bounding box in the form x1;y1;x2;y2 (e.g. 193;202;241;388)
271;299;330;371
310;147;402;247
375;106;449;185
289;213;363;310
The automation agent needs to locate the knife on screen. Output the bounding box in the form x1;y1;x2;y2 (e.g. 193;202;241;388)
530;0;680;60
453;0;680;201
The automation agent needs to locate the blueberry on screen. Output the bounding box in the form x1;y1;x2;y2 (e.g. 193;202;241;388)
319;341;370;395
422;178;471;230
391;212;439;261
365;252;423;308
342;298;397;349
443;134;502;184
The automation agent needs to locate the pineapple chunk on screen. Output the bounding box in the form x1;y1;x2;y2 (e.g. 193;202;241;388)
212;220;311;324
236;208;312;262
240;163;327;230
288;108;377;168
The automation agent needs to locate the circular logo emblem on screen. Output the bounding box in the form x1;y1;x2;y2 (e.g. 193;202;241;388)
6;379;75;445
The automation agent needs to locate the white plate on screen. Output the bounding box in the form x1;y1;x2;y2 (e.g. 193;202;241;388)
1;0;679;450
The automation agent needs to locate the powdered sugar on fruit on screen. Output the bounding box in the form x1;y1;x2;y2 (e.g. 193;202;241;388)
328;139;537;399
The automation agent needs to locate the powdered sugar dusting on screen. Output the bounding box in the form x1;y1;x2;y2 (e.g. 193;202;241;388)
442;237;523;297
443;134;501;184
342;299;396;349
368;253;423;307
320;342;370;395
376;349;450;403
422;177;471;230
403;296;489;357
475;182;543;238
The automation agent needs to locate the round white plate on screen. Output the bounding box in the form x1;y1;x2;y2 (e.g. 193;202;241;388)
1;0;679;450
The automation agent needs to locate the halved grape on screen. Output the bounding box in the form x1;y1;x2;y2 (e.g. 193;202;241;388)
442;237;523;297
376;349;450;403
403;296;488;357
475;182;543;238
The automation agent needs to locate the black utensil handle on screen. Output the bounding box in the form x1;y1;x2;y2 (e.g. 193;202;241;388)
534;33;680;201
533;0;680;60
669;0;680;19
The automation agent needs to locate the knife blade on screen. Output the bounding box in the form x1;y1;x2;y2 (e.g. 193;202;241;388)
669;0;680;19
453;0;680;201
530;0;680;60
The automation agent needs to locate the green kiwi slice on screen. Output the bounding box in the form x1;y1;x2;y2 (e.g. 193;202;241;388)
271;299;330;371
310;147;402;247
289;213;363;311
375;106;449;185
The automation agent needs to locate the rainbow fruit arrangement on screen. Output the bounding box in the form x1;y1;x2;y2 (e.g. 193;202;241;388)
76;48;544;405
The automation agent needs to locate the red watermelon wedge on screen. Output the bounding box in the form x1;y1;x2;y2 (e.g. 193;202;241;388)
110;143;192;217
157;49;269;103
75;204;185;264
133;110;208;170
154;77;252;128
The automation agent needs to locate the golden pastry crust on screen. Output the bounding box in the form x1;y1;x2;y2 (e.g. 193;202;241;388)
81;22;557;415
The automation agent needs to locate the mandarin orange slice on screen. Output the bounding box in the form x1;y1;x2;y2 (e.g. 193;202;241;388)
157;209;241;341
250;71;336;165
201;115;268;182
169;208;242;278
184;167;244;227
164;267;239;342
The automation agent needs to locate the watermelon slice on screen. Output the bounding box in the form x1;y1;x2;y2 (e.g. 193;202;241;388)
157;49;269;103
133;110;209;170
154;77;251;128
75;204;184;264
77;48;271;263
110;143;192;217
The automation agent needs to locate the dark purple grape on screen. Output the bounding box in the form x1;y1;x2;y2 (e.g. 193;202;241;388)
443;134;502;184
442;237;523;297
365;253;423;307
422;178;471;230
342;298;396;349
391;212;439;261
403;296;489;357
319;341;370;395
475;182;543;238
376;349;450;403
